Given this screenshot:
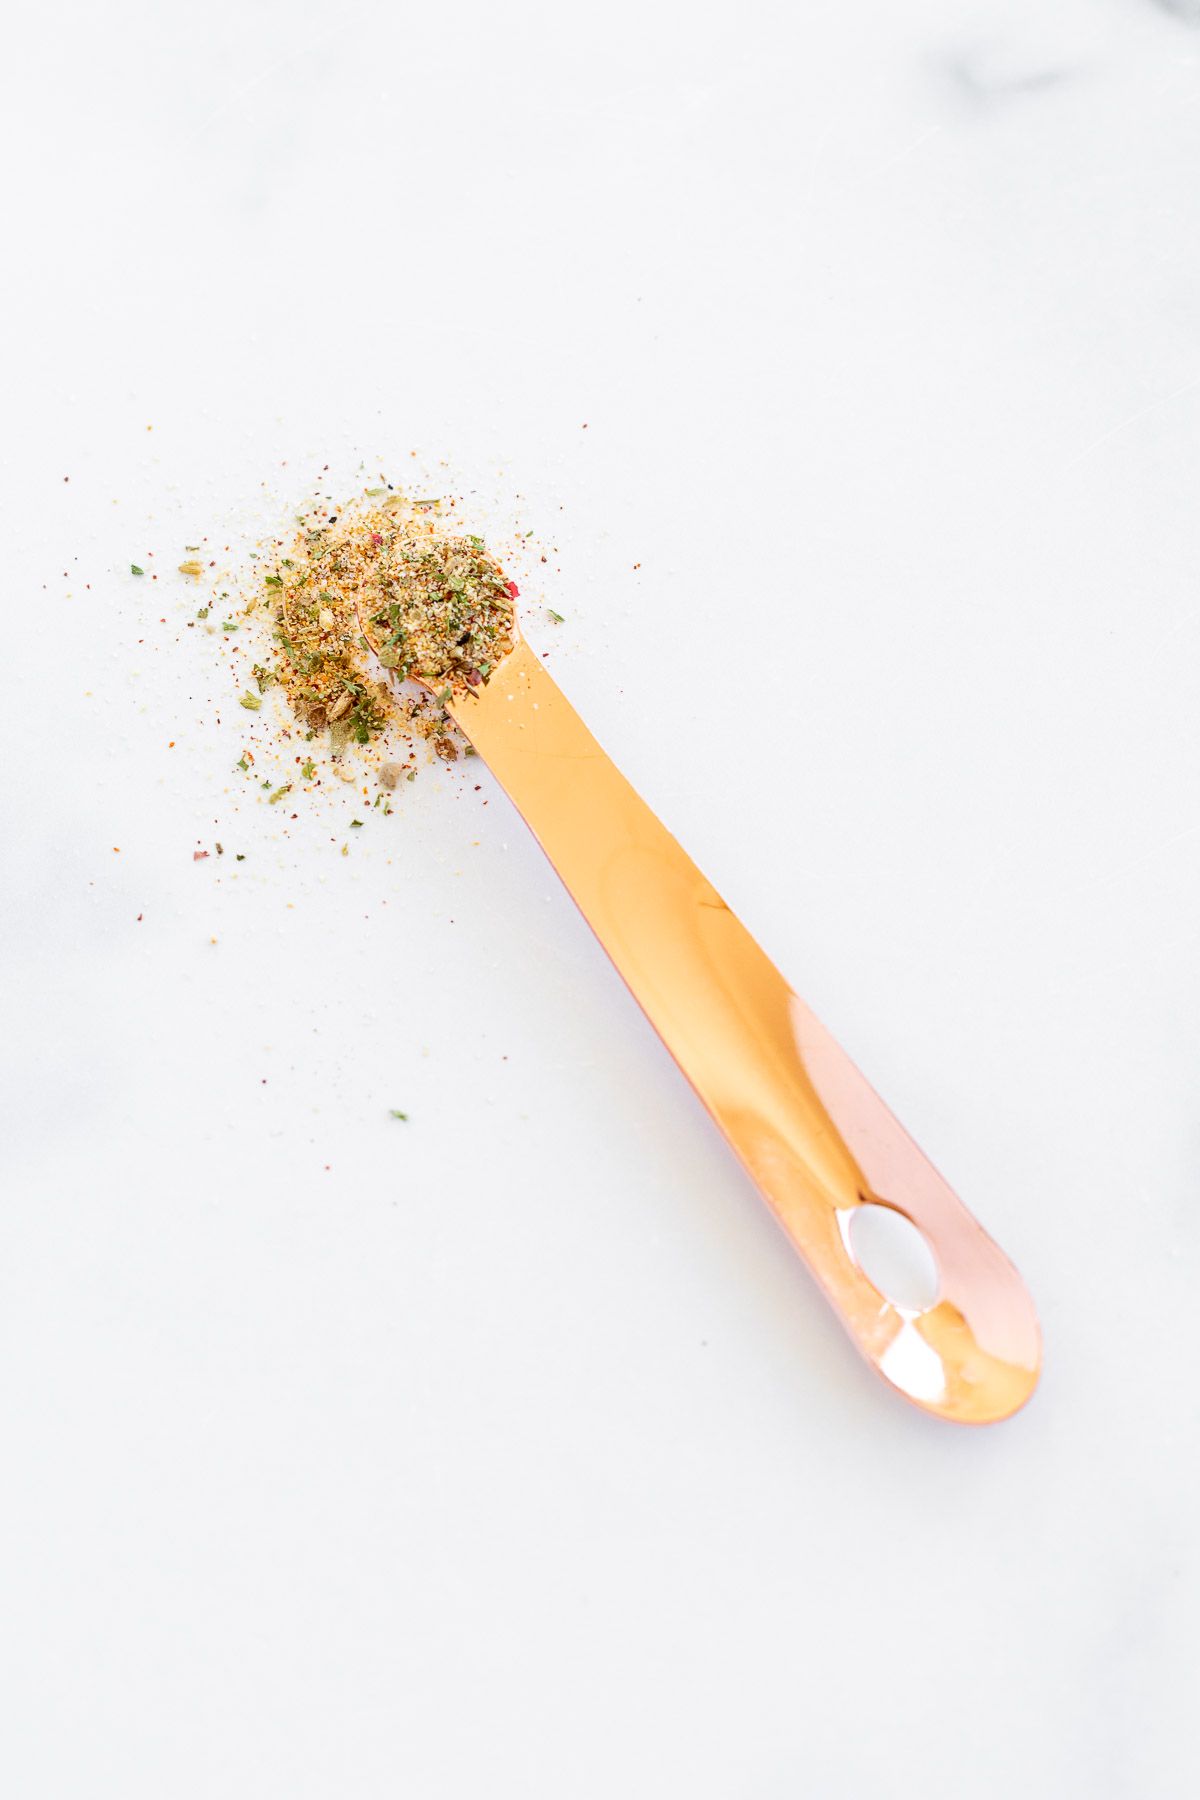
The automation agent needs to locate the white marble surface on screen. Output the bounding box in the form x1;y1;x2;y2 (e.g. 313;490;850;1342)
3;1;1199;1794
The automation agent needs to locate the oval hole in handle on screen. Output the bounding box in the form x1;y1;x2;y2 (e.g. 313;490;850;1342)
847;1203;940;1313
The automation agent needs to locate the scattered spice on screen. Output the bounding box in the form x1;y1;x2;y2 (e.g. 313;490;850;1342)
131;564;144;577
389;1109;409;1121
179;559;205;577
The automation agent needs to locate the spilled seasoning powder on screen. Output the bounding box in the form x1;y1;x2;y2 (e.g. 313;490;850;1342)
251;493;517;760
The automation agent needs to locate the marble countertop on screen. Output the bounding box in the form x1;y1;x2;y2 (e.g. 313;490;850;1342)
3;1;1198;1794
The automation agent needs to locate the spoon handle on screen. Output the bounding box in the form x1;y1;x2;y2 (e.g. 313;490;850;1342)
449;644;1040;1423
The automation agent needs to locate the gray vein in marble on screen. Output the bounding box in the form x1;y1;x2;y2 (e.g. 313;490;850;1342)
940;52;1074;106
1154;0;1200;23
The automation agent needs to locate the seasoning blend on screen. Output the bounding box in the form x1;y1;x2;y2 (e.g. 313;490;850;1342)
251;493;518;765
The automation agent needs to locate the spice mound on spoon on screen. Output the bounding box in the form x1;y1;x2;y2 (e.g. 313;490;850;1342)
256;494;518;760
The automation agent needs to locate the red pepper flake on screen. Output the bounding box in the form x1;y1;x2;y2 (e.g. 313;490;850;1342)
506;580;519;599
371;532;382;547
193;850;209;862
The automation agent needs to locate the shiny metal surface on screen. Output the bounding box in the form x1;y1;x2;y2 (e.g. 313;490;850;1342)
448;642;1041;1423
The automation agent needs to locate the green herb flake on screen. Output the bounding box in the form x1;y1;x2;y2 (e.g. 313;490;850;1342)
130;563;144;577
222;620;239;633
301;758;316;780
196;606;209;620
388;1109;409;1121
264;574;283;589
239;692;262;711
547;608;565;624
349;818;364;828
267;783;292;805
236;756;249;772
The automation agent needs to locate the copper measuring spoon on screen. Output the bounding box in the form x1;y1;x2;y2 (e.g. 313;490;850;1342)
443;628;1041;1424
